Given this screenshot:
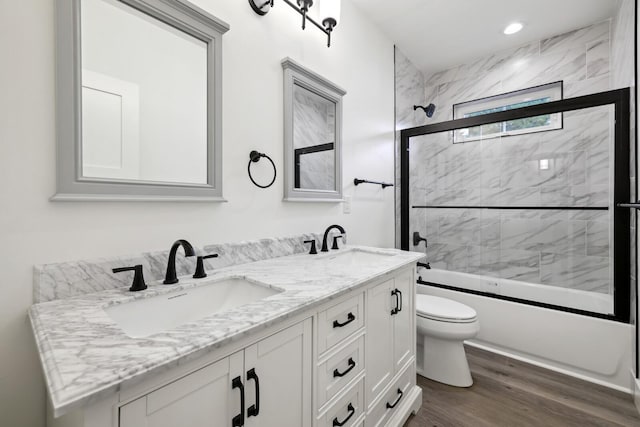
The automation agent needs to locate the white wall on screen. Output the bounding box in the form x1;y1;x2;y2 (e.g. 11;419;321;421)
82;0;209;184
0;1;395;425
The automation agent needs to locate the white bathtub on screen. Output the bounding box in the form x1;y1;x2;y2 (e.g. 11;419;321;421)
418;268;613;314
417;268;634;393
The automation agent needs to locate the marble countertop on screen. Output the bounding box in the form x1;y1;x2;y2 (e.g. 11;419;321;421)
29;245;423;417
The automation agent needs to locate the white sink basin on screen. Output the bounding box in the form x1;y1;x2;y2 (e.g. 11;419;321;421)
322;249;395;266
105;278;282;338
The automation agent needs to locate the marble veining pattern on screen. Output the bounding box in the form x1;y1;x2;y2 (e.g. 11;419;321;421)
293;85;336;191
34;233;330;303
395;18;628;296
29;244;423;416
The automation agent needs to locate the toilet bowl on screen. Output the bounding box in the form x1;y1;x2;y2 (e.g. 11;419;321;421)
416;294;479;387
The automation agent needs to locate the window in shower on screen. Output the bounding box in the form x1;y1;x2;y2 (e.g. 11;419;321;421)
453;81;563;143
401;88;631;322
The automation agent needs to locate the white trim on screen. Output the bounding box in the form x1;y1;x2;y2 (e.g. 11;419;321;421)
50;193;228;202
81;70;140;180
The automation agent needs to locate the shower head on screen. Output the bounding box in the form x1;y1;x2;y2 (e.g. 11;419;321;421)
413;103;436;118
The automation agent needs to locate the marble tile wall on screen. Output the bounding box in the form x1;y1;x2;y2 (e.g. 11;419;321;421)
293;84;336;190
398;19;634;295
395;47;427;248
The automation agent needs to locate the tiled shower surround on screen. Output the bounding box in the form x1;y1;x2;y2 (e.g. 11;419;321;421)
410;105;612;292
293;85;336;190
395;14;636;295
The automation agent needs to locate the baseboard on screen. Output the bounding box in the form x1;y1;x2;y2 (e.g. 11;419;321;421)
387;385;422;427
466;341;632;394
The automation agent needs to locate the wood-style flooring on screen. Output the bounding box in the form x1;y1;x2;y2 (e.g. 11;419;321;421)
404;345;640;427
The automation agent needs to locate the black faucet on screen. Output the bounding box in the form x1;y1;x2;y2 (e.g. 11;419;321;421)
163;239;195;284
321;224;346;252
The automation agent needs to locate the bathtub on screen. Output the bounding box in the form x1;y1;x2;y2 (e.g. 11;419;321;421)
418;268;634;393
418;268;613;314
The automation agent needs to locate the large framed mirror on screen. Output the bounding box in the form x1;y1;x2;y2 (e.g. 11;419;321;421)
282;58;346;202
53;0;229;201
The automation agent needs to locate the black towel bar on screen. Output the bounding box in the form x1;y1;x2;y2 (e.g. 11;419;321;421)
354;178;393;188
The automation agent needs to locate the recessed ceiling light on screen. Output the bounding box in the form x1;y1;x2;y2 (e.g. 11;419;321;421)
504;22;523;35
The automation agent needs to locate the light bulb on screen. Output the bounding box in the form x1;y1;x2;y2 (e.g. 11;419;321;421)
503;22;523;35
320;0;341;27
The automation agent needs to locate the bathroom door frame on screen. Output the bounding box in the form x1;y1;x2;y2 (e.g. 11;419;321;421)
399;88;632;323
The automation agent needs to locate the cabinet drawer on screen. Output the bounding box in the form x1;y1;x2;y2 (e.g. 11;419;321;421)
318;336;365;408
365;365;413;427
318;378;365;427
318;293;364;355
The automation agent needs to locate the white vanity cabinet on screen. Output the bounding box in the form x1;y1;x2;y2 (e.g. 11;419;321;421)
365;269;416;426
47;265;420;427
119;319;312;427
119;352;243;427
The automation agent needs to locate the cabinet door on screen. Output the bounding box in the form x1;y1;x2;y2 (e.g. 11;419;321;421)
119;351;244;427
365;279;395;406
393;269;415;374
244;318;312;427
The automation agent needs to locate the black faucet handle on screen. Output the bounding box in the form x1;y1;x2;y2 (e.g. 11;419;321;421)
303;239;318;255
113;264;147;292
193;254;219;279
331;235;343;250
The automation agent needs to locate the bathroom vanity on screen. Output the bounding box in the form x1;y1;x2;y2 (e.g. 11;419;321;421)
29;238;423;427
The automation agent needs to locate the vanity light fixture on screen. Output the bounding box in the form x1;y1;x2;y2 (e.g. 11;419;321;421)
503;22;523;35
249;0;341;47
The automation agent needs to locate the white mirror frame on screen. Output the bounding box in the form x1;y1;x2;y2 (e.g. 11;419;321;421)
282;58;346;202
52;0;229;201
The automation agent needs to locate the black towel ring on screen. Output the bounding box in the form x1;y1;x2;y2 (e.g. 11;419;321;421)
248;150;277;189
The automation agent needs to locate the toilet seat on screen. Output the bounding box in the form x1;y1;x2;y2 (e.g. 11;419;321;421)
416;294;477;323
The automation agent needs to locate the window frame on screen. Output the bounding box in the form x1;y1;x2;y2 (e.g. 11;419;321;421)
452;81;564;143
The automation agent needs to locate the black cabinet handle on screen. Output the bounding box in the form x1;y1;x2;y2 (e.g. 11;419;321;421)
391;289;399;315
332;403;355;427
333;312;355;328
247;368;260;417
333;357;356;378
232;376;245;427
397;289;403;312
386;388;404;409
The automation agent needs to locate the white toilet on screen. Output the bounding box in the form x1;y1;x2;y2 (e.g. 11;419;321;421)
416;294;479;387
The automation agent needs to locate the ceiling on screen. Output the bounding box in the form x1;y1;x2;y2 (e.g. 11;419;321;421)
349;0;621;75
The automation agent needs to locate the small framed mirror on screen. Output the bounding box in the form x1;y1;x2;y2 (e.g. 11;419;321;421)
53;0;229;201
282;58;346;202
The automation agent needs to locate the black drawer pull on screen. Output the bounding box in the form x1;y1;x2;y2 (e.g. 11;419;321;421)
397;289;403;312
332;403;355;427
247;368;260;417
232;376;245;427
391;289;399;315
386;388;404;409
333;312;355;328
333;357;356;378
